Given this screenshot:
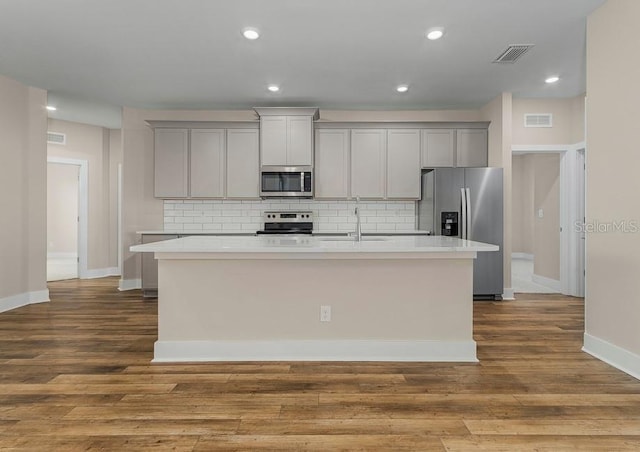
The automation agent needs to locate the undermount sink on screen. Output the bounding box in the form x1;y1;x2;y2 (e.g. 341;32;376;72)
316;236;389;242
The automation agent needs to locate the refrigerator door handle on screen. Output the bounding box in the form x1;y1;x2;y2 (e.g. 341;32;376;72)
460;188;467;239
465;188;472;240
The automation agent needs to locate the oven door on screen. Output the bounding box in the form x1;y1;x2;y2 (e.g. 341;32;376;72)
260;166;313;197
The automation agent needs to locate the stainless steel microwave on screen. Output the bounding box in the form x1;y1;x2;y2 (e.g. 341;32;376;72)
260;166;313;198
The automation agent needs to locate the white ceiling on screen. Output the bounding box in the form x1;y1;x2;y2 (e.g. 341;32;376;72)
0;0;605;129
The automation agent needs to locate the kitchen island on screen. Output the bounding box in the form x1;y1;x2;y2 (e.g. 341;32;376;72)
130;235;498;363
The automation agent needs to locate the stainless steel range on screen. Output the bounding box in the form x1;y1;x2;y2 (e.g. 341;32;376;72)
256;211;314;235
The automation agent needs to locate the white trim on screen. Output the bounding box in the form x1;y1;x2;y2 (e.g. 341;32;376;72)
0;289;50;313
47;157;89;279
532;274;561;292
511;252;533;260
47;252;78;259
118;278;141;291
85;267;120;279
502;288;515;300
512;142;585;153
583;333;640;381
117;163;123;276
153;339;478;363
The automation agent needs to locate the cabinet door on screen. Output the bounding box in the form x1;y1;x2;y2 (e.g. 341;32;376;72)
154;129;188;198
226;129;260;199
287;116;313;166
315;129;350;199
421;129;455;167
190;129;225;198
387;129;421;199
351;129;386;199
456;129;488;167
260;116;287;166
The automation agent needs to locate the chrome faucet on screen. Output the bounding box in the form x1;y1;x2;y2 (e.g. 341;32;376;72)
354;196;362;242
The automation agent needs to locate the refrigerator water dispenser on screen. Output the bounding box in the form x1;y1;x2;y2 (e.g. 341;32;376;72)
441;211;459;236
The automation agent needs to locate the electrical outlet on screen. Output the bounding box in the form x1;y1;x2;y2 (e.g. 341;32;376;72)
320;305;331;322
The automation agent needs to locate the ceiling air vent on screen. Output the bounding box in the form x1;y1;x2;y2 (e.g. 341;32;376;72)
524;114;553;128
47;131;66;145
493;44;534;63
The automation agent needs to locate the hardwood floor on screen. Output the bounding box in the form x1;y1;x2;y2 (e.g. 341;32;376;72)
1;278;639;450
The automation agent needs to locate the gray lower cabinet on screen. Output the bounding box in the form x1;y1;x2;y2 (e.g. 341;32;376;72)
141;234;179;297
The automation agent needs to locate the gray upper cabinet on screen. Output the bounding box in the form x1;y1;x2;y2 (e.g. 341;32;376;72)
190;129;225;198
387;129;421;199
260;115;313;166
351;129;386;199
287;116;313;166
153;123;260;199
421;129;455;168
226;129;260;198
260;116;288;165
456;129;488;167
315;129;350;199
255;107;319;167
154;128;188;198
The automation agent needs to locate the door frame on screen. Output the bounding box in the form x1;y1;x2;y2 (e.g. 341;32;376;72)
512;142;586;297
47;157;89;279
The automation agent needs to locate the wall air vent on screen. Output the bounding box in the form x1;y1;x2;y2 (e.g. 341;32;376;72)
524;114;553;128
493;44;534;63
47;131;66;145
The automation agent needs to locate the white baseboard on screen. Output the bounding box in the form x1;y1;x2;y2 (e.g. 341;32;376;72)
512;252;533;260
532;274;561;291
502;288;515;300
118;278;141;291
84;267;120;279
583;333;640;381
0;289;50;313
153;339;478;363
47;252;78;259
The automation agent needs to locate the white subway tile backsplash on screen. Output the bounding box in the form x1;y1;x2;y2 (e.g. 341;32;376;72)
164;199;416;233
183;223;203;230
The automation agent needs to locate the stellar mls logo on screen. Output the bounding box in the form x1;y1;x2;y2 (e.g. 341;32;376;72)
574;220;639;233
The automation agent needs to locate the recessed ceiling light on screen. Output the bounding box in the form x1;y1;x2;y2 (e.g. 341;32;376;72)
426;28;444;40
46;105;57;111
545;76;560;84
396;85;409;93
267;85;280;92
242;28;260;40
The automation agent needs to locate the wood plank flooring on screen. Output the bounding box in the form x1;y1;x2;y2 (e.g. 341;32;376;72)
1;278;639;450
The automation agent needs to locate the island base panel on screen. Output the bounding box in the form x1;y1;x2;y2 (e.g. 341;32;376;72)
155;257;476;362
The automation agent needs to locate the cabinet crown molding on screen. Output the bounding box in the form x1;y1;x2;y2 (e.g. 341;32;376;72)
314;121;490;129
145;120;259;129
253;107;320;120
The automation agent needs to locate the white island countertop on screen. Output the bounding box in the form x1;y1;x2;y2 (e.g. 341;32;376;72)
130;234;498;259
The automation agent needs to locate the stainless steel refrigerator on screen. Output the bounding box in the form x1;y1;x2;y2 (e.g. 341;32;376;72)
417;168;503;299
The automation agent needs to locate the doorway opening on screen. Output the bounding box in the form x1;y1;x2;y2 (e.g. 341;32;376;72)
512;153;562;293
46;157;88;281
511;146;586;297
